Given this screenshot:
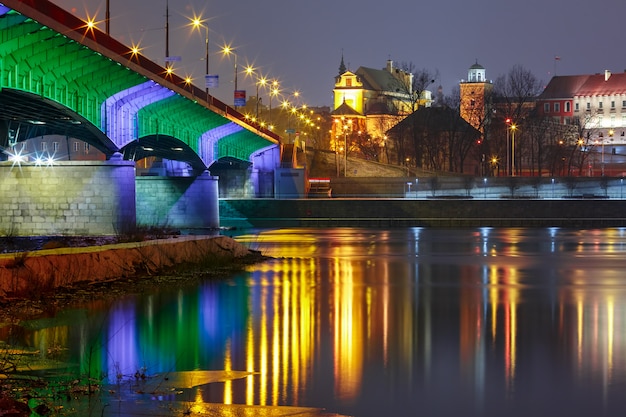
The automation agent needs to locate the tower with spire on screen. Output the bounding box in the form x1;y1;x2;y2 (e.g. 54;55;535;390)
338;51;346;75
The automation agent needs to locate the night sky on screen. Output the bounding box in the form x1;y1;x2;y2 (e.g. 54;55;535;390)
52;0;626;108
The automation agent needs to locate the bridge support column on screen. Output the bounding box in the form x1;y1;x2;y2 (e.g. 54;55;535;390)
0;156;136;236
136;171;219;230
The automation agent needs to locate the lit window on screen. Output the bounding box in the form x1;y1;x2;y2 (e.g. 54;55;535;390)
346;78;352;87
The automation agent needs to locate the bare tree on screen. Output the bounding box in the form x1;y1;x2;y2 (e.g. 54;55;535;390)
492;65;544;176
389;63;439;168
493;65;543;121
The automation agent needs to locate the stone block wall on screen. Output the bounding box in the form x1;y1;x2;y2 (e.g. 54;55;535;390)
0;159;136;236
136;172;219;230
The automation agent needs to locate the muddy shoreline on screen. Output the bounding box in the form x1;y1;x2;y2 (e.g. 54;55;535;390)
0;235;267;322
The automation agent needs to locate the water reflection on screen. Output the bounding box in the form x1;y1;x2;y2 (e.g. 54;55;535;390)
5;228;626;416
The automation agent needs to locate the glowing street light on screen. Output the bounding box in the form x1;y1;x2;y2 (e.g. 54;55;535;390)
510;123;517;176
268;80;279;125
222;45;239;107
603;129;614;176
190;15;210;98
340;116;353;177
243;66;267;119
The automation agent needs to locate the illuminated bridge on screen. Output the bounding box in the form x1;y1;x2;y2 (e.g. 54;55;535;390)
0;0;304;236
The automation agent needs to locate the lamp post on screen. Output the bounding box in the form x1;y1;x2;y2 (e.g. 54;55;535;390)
505;118;511;175
268;80;279;126
222;45;238;107
510;124;517;176
256;76;267;119
341;117;352;177
603;129;614;176
191;16;209;99
106;0;110;35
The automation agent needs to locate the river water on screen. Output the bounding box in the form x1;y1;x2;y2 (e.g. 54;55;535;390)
5;227;626;416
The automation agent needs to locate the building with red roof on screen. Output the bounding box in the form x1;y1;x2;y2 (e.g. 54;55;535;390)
538;70;626;143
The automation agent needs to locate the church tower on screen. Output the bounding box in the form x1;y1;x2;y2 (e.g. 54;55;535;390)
460;61;493;133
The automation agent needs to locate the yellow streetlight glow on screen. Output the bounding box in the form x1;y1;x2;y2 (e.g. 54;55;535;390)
189;15;210;97
221;44;239;106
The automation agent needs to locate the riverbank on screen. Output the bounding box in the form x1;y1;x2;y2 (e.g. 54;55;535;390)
0;235;264;316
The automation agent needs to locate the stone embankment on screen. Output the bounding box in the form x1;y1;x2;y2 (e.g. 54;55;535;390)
0;235;255;296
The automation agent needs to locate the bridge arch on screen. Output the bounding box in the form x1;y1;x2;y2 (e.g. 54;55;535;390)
0;1;280;170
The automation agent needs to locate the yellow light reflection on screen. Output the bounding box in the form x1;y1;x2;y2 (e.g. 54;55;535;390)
223;339;233;404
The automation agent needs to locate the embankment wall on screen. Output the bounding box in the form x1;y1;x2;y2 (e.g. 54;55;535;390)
219;198;626;228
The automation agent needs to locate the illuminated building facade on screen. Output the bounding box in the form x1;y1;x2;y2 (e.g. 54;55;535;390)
538;70;626;143
331;58;433;143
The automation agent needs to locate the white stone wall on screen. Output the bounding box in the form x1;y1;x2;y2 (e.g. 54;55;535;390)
0;160;136;236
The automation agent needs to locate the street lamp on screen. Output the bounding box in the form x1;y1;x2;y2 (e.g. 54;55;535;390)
191;16;209;99
510;123;517;176
222;45;238;107
268;80;279;126
341;117;353;177
603;129;614;176
255;76;267;119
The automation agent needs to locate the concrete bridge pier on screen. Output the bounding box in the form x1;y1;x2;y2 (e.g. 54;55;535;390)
136;171;219;231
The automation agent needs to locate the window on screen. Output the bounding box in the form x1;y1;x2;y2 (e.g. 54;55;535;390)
586;102;591;110
554;103;560;112
544;103;550;113
52;142;59;151
623;100;626;108
84;143;90;154
73;142;79;152
346;78;352;87
41;142;47;151
575;102;580;111
611;101;615;108
565;102;571;112
599;101;603;109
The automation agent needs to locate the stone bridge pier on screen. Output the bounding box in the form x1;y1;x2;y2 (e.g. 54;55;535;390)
0;158;219;236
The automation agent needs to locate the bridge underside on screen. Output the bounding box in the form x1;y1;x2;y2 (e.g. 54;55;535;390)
0;0;280;173
0;89;116;157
